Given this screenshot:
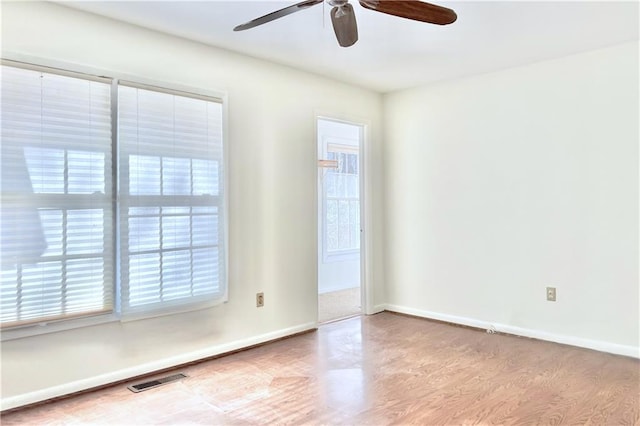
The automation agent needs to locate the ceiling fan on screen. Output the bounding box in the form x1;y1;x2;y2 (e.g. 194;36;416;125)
233;0;457;48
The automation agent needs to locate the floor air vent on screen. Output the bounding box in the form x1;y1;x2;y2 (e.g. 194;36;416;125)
128;373;187;393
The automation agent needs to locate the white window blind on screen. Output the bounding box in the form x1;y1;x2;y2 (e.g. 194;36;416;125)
0;64;113;327
118;83;226;314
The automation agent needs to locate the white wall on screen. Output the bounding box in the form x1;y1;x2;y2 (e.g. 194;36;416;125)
0;2;384;407
383;42;639;354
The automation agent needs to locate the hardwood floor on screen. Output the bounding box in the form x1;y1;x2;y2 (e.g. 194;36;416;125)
2;312;639;425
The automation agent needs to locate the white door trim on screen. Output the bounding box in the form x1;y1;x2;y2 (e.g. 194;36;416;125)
314;113;373;318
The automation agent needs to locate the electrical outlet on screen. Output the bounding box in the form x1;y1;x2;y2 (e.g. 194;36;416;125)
256;292;264;307
546;287;556;302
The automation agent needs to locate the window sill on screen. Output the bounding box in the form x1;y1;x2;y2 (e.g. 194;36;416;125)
323;249;360;263
1;294;229;341
0;312;119;342
120;295;228;323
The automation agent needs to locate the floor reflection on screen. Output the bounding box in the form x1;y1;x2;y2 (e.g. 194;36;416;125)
316;318;370;414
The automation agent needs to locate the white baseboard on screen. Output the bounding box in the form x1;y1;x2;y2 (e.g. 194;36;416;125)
1;322;317;411
371;304;387;314
383;304;639;359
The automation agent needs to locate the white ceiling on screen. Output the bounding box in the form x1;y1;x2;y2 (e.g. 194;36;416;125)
60;1;639;93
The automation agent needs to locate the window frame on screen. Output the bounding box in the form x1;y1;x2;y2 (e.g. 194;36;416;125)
0;58;230;340
117;80;228;319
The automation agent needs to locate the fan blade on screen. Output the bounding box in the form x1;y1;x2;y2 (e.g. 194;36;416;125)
359;0;457;25
234;0;324;31
330;4;358;47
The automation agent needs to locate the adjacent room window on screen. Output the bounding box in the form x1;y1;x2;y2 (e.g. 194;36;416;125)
324;143;360;259
0;62;227;329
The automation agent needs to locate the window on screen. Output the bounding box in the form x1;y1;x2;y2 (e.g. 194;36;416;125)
323;143;360;260
0;62;226;329
118;84;226;314
1;65;113;328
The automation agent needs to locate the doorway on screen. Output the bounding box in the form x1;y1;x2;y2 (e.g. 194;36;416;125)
317;118;363;323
